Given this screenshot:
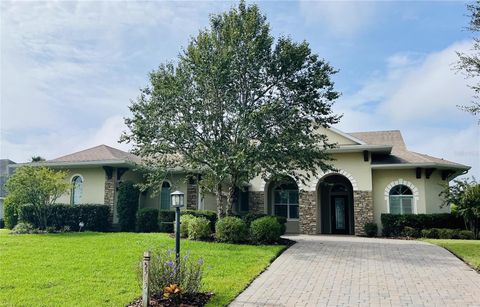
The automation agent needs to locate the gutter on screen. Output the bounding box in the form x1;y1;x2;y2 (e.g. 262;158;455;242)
371;163;471;171
326;144;392;154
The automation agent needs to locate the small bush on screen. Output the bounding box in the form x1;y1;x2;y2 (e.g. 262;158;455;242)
183;210;217;232
381;213;464;237
11;222;35;234
458;230;474;240
188;217;211;241
159;210;176;233
437;228;460;239
275;216;287;235
402;226;421;238
140;249;204;297
0;219;4;229
240;212;268;227
421;228;440;239
136;208;159;232
116;181;140;232
250;216;282;244
215;216;248;243
4;200;18;229
178;214;196;238
363;223;378;237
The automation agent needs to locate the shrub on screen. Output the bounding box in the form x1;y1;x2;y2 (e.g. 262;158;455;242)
215;216;248;243
250;216;282;244
363;223;378;237
140;249;204;296
437;228;460;239
458;230;474;240
183;210;217;232
188;217;211;241
11;222;35;234
381;213;464;237
275;216;287;235
136;208;159;232
402;226;420;238
240;212;268;227
4;200;18;229
17;203;111;231
116;181;140;232
159;210;176;233
421;228;440;239
178;214;196;238
0;219;4;229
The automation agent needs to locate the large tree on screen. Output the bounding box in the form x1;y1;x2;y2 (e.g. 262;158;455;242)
5;166;70;230
456;1;480;119
122;2;340;217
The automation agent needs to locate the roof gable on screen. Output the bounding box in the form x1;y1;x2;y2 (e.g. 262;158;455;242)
320;127;365;145
51;145;141;164
348;130;406;150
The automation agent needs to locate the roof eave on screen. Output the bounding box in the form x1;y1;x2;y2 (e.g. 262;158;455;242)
9;160;139;169
327;145;392;154
371;163;471;170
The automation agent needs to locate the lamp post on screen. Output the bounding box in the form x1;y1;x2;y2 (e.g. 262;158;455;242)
171;190;185;263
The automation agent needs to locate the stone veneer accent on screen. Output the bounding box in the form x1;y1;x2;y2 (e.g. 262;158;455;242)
187;181;198;210
103;168;116;226
248;191;265;214
353;190;374;235
299;191;317;235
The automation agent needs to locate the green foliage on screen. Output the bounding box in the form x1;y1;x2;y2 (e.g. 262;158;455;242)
458;230;475;240
363;223;378;237
381;213;464;237
11;222;35;234
402;226;421;238
121;2;340;217
183;210;217;232
215;216;248;243
17;203;111;231
437;228;461;239
275;216;287;235
159;210;176;233
0;219;4;229
188;217;212;241
116;181;140;232
238;212;268;227
4;199;18;229
250;216;282;244
5;166;70;230
440;178;480;239
139;249;204;297
178;214;196;238
421;228;440;239
136;208;159;232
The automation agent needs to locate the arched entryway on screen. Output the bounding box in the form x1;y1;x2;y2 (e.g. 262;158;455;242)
265;176;300;233
317;174;354;234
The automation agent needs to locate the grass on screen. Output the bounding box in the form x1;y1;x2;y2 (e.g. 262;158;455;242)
0;229;286;307
424;239;480;271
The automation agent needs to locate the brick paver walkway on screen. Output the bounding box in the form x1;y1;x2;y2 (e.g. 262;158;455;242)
230;235;480;306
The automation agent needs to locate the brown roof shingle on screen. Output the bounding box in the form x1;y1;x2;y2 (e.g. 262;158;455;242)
51;145;141;164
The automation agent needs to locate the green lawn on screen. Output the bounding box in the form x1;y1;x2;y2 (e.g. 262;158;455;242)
424;239;480;270
0;229;286;307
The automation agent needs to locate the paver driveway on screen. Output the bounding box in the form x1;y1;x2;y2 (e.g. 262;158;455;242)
230;235;480;307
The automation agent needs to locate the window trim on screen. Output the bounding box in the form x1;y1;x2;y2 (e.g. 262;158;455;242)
159;180;172;210
272;187;299;221
384;180;418;214
70;174;84;205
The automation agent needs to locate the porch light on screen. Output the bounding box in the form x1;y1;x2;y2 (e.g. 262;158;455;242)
170;190;185;264
170;190;185;208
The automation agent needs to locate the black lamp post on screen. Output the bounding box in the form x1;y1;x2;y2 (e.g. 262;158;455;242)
171;190;185;263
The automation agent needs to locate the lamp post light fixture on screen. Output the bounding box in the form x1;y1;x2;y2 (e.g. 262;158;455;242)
171;190;185;263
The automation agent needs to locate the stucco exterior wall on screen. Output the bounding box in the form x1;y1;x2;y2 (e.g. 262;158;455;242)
141;174;188;210
56;167;106;204
424;171;450;214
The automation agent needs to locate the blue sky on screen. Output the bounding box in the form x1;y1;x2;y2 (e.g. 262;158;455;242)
1;1;479;178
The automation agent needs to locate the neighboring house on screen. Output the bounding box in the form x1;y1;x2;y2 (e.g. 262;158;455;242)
10;127;470;235
0;159;16;220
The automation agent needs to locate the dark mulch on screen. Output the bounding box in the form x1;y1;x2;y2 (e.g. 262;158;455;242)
127;293;213;307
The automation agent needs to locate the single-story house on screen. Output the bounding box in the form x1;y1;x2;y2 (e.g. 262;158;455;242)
9;127;470;235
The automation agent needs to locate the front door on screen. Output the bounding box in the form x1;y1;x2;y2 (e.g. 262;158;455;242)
331;195;348;234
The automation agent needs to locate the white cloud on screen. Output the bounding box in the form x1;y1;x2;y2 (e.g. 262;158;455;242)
299;0;378;37
334;40;480;178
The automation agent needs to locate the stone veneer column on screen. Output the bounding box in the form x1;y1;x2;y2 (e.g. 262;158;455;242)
186;180;198;210
103;168;117;226
248;191;265;214
299;191;317;234
353;190;374;236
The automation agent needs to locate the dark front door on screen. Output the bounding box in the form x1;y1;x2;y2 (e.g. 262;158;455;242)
331;195;348;234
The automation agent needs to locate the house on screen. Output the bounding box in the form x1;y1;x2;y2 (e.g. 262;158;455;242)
0;159;16;220
9;127;470;235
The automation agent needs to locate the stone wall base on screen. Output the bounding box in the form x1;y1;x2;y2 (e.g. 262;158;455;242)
353;190;374;235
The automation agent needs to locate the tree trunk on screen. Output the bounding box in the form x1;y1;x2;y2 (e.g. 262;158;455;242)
226;184;237;216
216;183;224;218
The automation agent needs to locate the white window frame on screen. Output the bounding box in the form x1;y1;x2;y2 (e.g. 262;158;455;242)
70;174;84;205
273;187;299;221
384;179;419;214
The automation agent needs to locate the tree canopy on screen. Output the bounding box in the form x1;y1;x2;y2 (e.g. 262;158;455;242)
122;2;340;216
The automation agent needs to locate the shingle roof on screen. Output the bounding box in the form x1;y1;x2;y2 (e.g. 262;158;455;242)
347;130;468;169
51;145;141;164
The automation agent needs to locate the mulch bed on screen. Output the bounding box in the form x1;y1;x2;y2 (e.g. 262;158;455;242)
127;293;213;307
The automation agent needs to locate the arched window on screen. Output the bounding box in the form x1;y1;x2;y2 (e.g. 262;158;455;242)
71;176;83;205
389;185;413;214
273;182;299;220
160;181;171;210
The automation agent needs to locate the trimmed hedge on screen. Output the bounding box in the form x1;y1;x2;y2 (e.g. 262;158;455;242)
0;219;4;229
4;201;18;229
158;210;175;233
136;208;159;232
183;210;217;232
18;203;111;231
215;216;249;243
250;216;282;244
178;214;196;238
237;212;287;235
188;217;211;241
364;223;378;237
116;181;140;232
381;213;464;237
158;209;217;233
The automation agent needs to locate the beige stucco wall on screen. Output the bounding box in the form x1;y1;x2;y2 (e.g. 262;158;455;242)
424;171;450;214
56;167;106;204
141;174;188;210
318;127;359;145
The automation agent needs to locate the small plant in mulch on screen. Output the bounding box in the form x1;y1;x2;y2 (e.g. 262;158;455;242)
128;249;212;307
